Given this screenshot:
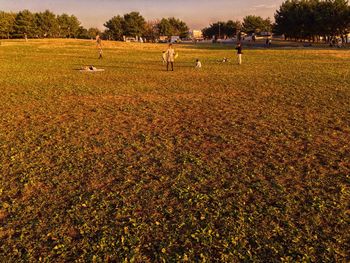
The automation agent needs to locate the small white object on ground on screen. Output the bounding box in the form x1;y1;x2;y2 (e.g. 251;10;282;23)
79;66;105;72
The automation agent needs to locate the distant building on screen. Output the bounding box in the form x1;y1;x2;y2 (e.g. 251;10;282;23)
190;30;203;40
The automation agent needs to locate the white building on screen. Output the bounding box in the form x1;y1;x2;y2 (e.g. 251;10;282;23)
190;30;203;40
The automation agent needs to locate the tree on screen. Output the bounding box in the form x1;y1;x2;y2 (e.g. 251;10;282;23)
57;14;70;37
77;26;89;39
122;12;146;37
67;15;81;38
0;11;15;39
157;17;189;38
202;20;241;39
57;14;80;38
168;17;189;38
242;15;272;34
328;0;350;41
104;15;124;40
202;21;237;39
103;13;189;41
144;20;160;42
14;10;36;38
158;18;173;36
2;9;102;40
202;22;224;39
87;27;101;39
34;10;59;38
274;0;350;42
225;20;242;37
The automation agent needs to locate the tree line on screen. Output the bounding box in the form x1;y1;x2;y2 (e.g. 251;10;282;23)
102;12;189;41
0;10;95;39
202;16;272;39
202;0;350;43
0;10;189;41
274;0;350;42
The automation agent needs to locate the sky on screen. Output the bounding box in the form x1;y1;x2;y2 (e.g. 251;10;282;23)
0;0;282;30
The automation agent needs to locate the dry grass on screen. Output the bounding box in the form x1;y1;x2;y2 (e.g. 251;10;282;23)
0;39;349;262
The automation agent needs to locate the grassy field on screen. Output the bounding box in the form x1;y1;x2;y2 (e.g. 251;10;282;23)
0;39;349;262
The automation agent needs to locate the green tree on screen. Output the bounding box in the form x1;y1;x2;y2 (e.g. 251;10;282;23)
202;22;226;39
34;10;59;38
58;14;80;38
77;26;89;39
57;13;70;37
14;10;36;38
274;0;350;42
225;20;242;37
275;0;301;39
158;18;173;36
202;20;241;39
67;15;81;38
168;17;189;38
328;0;350;41
104;15;124;40
87;27;102;39
0;11;16;39
157;17;189;38
122;12;146;37
242;15;272;34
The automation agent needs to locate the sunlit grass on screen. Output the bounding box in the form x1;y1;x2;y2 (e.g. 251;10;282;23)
0;39;349;262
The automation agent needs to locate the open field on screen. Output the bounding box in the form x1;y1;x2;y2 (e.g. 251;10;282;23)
0;39;349;262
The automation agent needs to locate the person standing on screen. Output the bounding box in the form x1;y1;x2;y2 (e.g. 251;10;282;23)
235;43;242;65
96;34;103;59
98;47;103;59
96;34;102;47
165;44;175;71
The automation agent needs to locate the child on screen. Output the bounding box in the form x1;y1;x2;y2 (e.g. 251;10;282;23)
96;34;102;47
98;47;103;59
162;51;166;64
235;43;242;65
195;59;202;68
165;44;175;71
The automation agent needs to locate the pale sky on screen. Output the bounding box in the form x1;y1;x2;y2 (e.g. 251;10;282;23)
0;0;282;29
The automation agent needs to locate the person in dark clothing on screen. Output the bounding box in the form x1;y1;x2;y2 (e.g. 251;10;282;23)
235;43;242;65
